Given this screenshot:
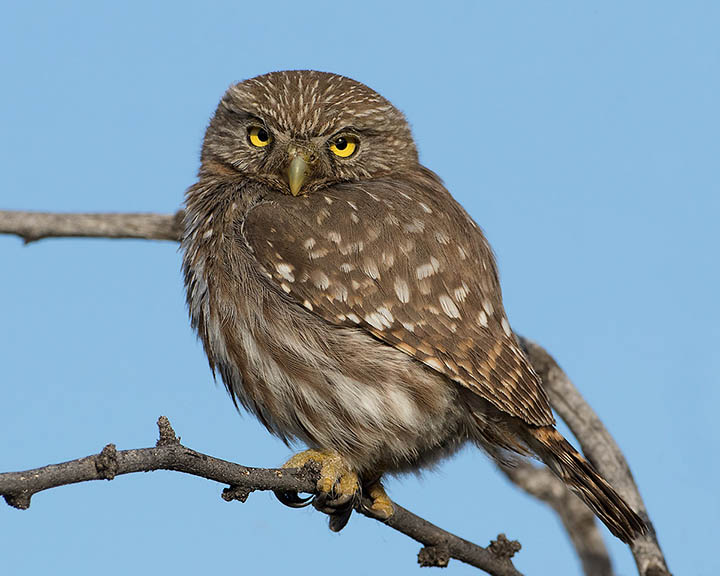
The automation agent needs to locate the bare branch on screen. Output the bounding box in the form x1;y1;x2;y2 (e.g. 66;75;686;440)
0;417;521;576
0;210;183;243
519;338;671;576
500;461;613;576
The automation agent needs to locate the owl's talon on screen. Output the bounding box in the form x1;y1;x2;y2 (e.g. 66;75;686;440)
328;505;354;532
312;491;355;532
313;490;354;513
362;481;394;520
274;490;313;508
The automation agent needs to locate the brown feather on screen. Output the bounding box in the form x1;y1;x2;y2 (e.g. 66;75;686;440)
243;167;555;427
523;426;647;543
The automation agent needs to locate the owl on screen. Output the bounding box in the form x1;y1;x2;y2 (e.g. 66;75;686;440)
182;70;645;541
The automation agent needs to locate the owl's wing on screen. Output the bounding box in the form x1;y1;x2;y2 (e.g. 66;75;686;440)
242;172;554;426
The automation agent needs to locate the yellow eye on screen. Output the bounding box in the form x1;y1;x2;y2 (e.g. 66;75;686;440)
329;135;358;158
248;126;272;148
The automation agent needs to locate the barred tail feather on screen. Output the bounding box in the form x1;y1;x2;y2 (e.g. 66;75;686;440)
525;426;646;543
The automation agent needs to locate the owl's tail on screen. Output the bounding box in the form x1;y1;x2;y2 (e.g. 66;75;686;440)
524;426;646;544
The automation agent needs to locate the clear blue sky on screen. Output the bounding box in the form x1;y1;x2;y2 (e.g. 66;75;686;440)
1;2;717;575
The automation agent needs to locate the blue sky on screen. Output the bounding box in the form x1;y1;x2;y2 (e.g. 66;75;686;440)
1;2;718;575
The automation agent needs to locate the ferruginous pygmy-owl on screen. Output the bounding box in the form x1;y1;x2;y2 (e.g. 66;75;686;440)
182;70;645;541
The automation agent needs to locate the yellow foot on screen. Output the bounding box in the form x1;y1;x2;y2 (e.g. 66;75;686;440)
283;449;360;506
365;480;394;520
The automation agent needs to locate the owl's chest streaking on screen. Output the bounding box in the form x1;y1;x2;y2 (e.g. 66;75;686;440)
181;178;468;475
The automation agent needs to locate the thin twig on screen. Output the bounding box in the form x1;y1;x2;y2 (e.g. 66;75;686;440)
519;338;671;576
0;417;522;576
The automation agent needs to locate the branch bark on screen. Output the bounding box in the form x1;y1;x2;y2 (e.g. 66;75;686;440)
0;210;184;243
519;338;670;576
0;417;521;576
0;209;671;576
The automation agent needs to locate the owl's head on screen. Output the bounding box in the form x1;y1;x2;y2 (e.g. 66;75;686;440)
200;70;418;196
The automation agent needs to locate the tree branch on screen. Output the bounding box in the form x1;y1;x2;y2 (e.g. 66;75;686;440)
0;210;184;243
0;417;521;576
1;209;671;576
519;338;671;576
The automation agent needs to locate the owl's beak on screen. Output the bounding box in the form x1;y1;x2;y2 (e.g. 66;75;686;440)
288;154;309;197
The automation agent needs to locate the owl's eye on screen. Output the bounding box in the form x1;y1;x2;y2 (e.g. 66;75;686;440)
329;135;359;158
248;126;272;148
